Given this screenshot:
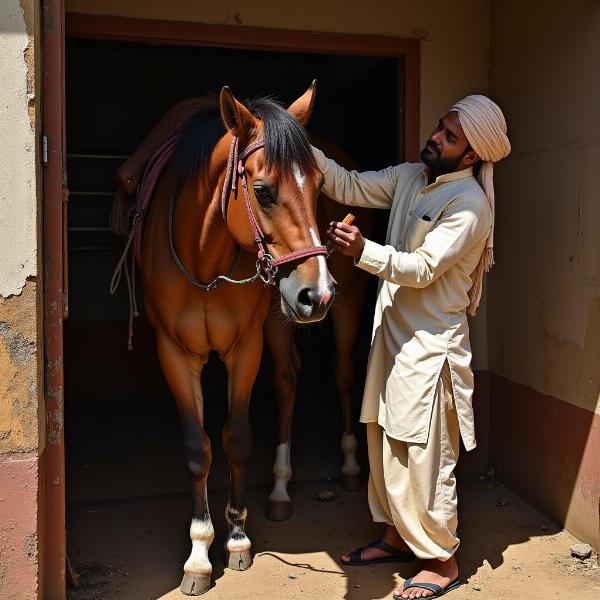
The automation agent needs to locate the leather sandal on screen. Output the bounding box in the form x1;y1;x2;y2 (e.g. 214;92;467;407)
341;539;415;566
393;576;462;599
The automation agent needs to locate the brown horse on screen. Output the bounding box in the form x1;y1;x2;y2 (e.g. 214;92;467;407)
140;83;334;595
264;142;372;520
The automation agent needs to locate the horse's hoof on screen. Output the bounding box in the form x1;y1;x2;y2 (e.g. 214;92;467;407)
226;549;253;571
267;499;292;521
180;573;211;596
341;473;361;491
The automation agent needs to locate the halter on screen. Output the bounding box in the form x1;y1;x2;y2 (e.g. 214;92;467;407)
169;136;328;290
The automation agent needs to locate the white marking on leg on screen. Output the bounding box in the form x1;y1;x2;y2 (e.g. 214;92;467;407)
292;162;306;191
183;516;214;576
268;441;292;503
309;227;331;305
224;504;251;553
341;433;361;476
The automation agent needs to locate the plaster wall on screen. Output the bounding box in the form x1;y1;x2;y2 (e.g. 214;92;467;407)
489;0;600;415
0;0;38;297
64;0;492;366
0;1;43;598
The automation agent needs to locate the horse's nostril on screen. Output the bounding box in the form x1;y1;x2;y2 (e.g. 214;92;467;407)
297;287;334;310
297;287;312;308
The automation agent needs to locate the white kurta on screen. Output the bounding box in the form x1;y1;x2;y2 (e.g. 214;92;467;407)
314;149;492;451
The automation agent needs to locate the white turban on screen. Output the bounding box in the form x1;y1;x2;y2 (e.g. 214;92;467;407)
451;94;511;316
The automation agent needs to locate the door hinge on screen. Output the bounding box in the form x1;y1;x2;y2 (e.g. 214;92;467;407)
42;134;49;165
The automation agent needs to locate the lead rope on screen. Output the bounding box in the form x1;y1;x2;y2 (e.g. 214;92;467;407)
110;212;142;349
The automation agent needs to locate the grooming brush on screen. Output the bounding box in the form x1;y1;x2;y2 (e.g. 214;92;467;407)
326;213;355;255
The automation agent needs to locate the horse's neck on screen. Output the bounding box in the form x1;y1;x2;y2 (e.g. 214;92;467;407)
174;176;237;284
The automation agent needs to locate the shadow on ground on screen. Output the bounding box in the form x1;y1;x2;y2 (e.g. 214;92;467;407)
67;476;600;600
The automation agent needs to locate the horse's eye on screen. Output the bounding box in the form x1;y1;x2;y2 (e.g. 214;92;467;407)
253;185;274;206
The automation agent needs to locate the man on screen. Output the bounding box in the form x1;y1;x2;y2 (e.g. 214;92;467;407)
314;95;510;599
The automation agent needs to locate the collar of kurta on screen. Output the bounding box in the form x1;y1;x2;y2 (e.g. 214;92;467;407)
421;165;474;191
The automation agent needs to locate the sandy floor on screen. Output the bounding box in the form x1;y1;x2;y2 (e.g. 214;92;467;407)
67;478;600;600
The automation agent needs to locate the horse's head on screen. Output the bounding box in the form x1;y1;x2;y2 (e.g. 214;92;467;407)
219;83;335;323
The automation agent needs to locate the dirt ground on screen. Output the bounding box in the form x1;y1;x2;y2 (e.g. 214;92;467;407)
67;478;600;600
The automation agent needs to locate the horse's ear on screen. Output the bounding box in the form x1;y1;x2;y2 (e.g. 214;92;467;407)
287;80;317;126
220;87;254;137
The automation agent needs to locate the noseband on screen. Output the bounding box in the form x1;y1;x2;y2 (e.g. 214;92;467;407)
169;136;328;291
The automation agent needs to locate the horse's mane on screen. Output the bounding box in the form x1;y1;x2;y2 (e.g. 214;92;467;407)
173;101;225;193
173;96;316;193
247;97;316;178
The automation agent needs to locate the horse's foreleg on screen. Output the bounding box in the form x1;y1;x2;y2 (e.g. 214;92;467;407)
331;299;362;491
157;334;212;595
222;333;262;571
264;312;299;521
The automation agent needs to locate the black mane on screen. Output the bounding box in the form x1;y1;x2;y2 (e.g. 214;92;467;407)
173;95;315;193
247;97;316;178
173;102;225;194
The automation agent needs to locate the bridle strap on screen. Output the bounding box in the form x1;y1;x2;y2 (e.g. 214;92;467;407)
170;135;328;292
221;136;328;268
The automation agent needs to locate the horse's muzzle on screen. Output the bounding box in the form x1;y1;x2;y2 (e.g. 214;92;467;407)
275;283;332;324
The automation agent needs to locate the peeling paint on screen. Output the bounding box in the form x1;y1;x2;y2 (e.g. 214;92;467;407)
0;0;38;298
0;323;35;367
543;297;600;415
46;356;63;378
24;533;37;558
0;280;39;453
46;405;63;446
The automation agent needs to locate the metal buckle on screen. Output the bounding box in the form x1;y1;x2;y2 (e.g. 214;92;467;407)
257;253;278;286
132;211;143;226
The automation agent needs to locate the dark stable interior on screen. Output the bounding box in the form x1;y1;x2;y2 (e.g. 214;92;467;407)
64;38;400;507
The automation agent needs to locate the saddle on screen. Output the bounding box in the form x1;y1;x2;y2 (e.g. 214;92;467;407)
109;97;217;349
110;96;218;235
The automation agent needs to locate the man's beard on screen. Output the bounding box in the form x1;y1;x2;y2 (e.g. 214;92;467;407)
420;141;467;173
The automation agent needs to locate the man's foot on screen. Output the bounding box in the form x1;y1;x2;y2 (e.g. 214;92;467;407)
394;557;460;599
341;525;411;564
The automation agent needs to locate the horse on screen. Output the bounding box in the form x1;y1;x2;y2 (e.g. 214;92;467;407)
264;141;372;521
138;83;335;595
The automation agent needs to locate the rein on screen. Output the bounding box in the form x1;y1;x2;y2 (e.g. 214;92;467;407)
168;136;328;290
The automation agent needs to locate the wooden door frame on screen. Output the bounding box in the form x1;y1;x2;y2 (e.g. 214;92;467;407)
65;13;420;162
42;1;67;599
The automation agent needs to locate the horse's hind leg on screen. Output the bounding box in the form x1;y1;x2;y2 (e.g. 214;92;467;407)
156;334;212;595
264;311;299;521
331;294;362;491
222;332;263;570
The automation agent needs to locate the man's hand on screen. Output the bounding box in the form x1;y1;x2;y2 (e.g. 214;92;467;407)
327;221;366;259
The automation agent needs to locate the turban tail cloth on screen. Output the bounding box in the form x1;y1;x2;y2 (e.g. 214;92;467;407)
450;95;511;316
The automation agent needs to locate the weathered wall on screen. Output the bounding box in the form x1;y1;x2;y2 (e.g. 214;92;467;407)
0;0;38;297
0;1;43;598
489;0;600;547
